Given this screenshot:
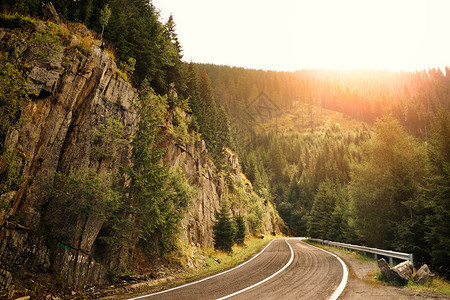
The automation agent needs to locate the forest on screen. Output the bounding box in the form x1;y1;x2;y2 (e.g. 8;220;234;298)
2;0;449;279
197;63;449;277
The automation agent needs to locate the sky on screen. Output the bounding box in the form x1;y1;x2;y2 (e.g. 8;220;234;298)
152;0;450;72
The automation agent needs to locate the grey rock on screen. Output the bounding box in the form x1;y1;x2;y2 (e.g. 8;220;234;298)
378;258;401;282
0;269;12;293
392;260;413;281
28;66;60;96
378;258;414;284
0;229;51;270
413;264;434;285
69;35;80;48
53;247;107;287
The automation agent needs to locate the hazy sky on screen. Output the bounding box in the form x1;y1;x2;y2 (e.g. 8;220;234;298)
152;0;450;72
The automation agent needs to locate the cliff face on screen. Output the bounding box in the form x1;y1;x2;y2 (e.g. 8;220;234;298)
0;23;137;288
0;20;282;292
166;138;280;249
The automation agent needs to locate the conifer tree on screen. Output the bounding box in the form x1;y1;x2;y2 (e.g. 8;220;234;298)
349;116;426;249
99;4;111;41
423;109;450;273
308;179;339;239
234;213;247;245
213;204;236;252
119;79;190;253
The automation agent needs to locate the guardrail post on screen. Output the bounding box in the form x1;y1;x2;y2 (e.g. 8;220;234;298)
374;254;377;260
409;254;414;267
389;257;393;266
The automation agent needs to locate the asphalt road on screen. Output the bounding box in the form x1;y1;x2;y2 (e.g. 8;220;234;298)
129;239;345;300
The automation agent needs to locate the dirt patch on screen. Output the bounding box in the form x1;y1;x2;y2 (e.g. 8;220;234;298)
325;248;449;300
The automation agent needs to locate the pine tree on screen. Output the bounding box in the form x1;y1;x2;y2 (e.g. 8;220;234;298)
99;4;111;41
308;179;339;239
213;204;236;252
120;79;190;253
349;116;426;249
234;213;247;245
423;109;450;273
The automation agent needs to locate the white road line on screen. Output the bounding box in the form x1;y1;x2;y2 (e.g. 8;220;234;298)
127;239;277;300
303;240;349;300
216;239;295;300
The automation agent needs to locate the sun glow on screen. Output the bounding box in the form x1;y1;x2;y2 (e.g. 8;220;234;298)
154;0;450;72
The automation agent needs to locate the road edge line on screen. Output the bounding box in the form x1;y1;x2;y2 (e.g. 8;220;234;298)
127;238;277;300
216;238;295;300
303;239;348;300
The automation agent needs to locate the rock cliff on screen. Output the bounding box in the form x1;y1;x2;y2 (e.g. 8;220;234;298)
166;136;280;249
0;21;136;290
0;16;282;294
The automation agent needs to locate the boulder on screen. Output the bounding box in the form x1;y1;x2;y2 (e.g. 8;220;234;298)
69;35;81;48
378;258;415;284
378;258;401;282
392;260;413;281
413;264;434;285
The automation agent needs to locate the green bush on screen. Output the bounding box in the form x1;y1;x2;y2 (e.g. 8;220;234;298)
41;170;121;241
0;13;35;29
92;118;126;160
0;148;25;195
28;30;62;60
0;52;30;149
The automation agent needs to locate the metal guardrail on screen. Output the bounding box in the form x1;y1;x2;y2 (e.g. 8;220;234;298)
307;238;413;266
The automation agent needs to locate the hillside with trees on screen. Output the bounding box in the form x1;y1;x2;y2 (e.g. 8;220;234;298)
197;64;449;277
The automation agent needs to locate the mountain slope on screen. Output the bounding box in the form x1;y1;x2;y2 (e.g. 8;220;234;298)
0;11;282;296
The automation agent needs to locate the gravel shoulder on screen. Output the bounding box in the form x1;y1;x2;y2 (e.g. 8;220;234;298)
323;246;450;300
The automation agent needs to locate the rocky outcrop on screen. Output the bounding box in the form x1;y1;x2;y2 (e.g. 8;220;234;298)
166;139;218;247
166;136;281;248
0;22;136;288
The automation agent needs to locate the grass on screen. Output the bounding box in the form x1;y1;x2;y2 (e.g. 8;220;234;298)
198;235;278;275
116;68;129;82
0;12;36;29
407;277;450;295
176;235;279;284
304;240;377;264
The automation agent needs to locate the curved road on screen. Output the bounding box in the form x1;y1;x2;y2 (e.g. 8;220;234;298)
129;239;346;300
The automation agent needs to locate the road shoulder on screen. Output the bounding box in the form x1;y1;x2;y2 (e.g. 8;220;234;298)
323;247;449;300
